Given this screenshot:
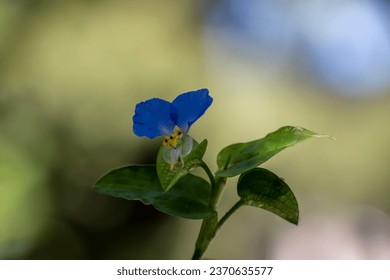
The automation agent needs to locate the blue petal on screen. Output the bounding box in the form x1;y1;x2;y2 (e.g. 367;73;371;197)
133;98;175;138
170;89;213;133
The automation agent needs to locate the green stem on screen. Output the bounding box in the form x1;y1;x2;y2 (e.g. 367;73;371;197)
192;199;244;259
200;161;215;186
216;199;244;232
193;163;243;260
191;214;218;260
192;169;226;260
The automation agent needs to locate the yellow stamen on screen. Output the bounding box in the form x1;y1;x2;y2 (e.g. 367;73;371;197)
163;128;183;149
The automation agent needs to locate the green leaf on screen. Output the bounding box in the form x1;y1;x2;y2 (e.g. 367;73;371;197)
157;139;208;191
237;168;299;225
217;126;332;177
94;165;214;219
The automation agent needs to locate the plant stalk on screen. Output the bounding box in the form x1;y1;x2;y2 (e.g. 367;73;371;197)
192;168;226;260
216;199;244;232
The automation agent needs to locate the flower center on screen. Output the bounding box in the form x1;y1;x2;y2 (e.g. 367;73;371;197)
163;128;183;149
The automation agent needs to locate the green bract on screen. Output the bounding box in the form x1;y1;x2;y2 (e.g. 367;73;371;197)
157;139;208;191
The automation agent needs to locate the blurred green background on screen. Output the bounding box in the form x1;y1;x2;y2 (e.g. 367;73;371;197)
1;0;390;259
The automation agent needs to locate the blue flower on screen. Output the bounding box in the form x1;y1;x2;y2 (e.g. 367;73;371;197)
132;88;213;164
133;88;212;138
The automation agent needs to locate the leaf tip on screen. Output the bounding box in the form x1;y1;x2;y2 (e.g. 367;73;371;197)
291;216;299;226
313;133;336;140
